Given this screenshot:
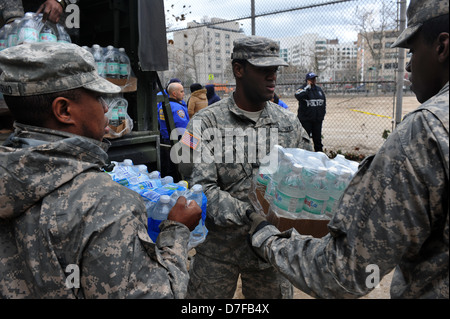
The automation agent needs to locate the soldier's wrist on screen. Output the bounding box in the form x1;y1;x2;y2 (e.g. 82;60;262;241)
55;0;67;10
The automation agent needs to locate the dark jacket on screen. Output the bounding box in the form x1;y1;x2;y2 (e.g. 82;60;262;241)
205;84;221;105
295;84;326;122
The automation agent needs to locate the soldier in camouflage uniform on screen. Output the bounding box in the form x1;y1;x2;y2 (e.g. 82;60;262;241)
177;36;313;298
246;0;449;299
0;0;23;26
0;42;201;298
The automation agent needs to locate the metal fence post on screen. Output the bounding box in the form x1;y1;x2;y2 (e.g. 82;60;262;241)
395;0;407;127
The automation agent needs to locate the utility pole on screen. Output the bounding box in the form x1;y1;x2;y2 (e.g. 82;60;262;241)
395;0;407;127
251;0;256;35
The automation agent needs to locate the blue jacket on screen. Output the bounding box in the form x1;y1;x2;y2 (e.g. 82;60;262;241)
158;98;190;142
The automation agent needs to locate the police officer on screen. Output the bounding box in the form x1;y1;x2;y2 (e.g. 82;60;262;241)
246;0;449;299
158;81;189;144
295;72;326;152
0;42;201;298
158;81;189;179
178;36;312;299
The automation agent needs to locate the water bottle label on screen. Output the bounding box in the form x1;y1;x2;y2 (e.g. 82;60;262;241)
8;34;18;47
303;196;326;215
96;62;106;75
148;218;164;238
107;62;120;75
256;173;270;186
19;28;39;43
119;64;128;76
275;190;304;213
39;33;57;42
0;40;7;51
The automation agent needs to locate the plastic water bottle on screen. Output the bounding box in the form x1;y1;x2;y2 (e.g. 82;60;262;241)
17;12;39;45
161;176;174;185
7;19;21;47
178;180;188;189
56;23;71;43
188;184;207;249
273;163;306;219
325;169;352;218
334;154;359;173
303;166;329;218
39;21;57;42
265;152;294;203
0;25;9;51
92;44;106;78
118;48;130;79
116;98;128;123
108;99;120;127
148;195;173;242
105;45;120;79
256;145;282;192
148;171;161;179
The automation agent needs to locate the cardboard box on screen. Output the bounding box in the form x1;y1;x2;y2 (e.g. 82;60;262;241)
106;76;137;93
256;187;329;238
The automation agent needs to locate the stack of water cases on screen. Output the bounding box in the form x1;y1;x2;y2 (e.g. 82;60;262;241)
105;159;208;250
0;12;71;51
256;145;358;220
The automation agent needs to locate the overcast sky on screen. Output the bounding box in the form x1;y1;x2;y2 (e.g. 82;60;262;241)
164;0;406;43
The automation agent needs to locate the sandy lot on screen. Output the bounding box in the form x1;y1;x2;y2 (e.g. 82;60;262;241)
282;94;421;156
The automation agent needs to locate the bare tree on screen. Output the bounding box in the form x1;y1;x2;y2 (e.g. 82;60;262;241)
354;2;397;84
165;2;192;30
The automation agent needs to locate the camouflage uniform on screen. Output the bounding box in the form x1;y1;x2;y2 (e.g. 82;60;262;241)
179;90;312;298
0;0;24;25
248;1;449;298
0;43;192;298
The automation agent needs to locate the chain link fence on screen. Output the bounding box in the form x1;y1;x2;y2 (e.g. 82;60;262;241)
162;0;415;156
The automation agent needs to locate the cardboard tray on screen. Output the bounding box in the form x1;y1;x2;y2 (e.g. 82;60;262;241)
256;187;329;238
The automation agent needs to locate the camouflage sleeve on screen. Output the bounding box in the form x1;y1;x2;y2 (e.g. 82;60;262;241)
251;109;447;298
155;220;191;298
0;0;24;23
75;176;191;299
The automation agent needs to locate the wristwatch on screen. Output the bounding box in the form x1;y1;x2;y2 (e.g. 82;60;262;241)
55;0;67;10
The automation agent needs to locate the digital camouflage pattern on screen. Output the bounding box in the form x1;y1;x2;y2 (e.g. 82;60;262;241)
0;0;24;24
0;42;121;96
392;0;449;48
0;123;191;298
250;83;449;299
231;36;289;67
178;95;312;298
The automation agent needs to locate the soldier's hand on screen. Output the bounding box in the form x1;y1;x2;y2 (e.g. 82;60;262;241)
246;210;270;236
168;196;202;231
37;0;64;24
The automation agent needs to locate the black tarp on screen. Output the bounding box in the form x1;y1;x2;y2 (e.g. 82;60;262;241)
138;0;168;71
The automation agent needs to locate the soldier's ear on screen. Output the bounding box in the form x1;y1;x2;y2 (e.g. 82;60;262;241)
436;32;449;63
233;61;245;79
52;97;76;125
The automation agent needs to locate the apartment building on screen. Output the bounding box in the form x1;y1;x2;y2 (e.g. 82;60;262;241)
167;18;246;85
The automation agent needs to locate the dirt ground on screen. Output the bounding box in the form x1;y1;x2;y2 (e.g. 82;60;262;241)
232;270;394;299
282;94;421;155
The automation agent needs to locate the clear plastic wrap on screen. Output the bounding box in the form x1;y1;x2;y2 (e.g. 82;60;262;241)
249;145;359;237
104;96;133;139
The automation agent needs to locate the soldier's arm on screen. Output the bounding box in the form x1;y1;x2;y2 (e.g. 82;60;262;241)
249;114;437;298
